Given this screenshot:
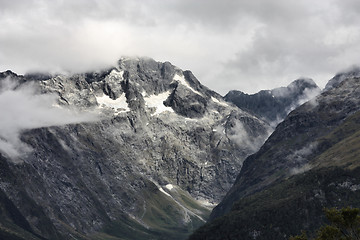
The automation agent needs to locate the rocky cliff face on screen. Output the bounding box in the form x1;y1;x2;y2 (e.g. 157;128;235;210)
224;78;320;126
0;57;271;239
189;70;360;240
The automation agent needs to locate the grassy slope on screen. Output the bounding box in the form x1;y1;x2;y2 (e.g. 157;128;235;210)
0;184;211;240
91;184;211;240
314;111;360;169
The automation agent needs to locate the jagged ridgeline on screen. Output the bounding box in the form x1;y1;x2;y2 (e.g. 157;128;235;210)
0;57;272;240
189;70;360;240
224;79;320;127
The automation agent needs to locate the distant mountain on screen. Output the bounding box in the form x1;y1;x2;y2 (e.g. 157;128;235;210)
0;57;271;240
189;69;360;240
224;78;320;126
324;66;360;91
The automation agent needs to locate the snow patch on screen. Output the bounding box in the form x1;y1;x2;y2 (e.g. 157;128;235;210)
144;91;174;116
173;73;203;96
211;96;228;106
96;93;130;115
165;184;174;191
159;187;171;197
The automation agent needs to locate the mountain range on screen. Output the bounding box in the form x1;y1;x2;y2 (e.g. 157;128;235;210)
190;68;360;240
0;57;274;240
1;57;357;240
224;79;320;127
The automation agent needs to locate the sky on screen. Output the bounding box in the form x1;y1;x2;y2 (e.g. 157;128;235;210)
0;0;360;94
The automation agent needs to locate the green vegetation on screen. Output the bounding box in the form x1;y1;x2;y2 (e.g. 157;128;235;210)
189;167;360;240
315;111;360;169
96;183;210;240
290;207;360;240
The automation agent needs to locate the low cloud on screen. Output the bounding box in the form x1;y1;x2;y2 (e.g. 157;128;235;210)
227;119;270;153
0;78;99;159
288;142;318;175
290;164;312;175
285;86;322;114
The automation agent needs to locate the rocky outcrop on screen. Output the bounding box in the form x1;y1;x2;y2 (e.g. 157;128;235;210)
0;57;271;239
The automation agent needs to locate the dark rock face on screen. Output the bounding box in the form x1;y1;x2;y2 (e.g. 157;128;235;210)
0;57;271;239
164;84;207;118
224;78;320;126
213;76;360;219
190;73;360;240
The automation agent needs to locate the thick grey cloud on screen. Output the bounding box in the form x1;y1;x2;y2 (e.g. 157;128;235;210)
0;0;359;94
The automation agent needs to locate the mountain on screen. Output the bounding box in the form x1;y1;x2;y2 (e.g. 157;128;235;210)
324;66;360;91
224;78;320;127
0;57;271;240
189;70;360;239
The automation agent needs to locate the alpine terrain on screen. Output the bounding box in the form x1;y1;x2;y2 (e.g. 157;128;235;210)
224;79;321;127
189;69;360;239
0;57;272;240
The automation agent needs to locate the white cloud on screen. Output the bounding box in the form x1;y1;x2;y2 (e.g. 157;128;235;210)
226;119;269;152
0;78;99;158
0;0;359;95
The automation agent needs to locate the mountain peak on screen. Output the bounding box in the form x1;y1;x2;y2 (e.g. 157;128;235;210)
224;78;321;127
0;70;19;79
324;65;360;91
0;58;272;239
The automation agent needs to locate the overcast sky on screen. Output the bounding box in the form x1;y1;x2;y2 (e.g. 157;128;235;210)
0;0;359;94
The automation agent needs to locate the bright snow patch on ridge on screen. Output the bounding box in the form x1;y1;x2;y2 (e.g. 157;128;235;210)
173;73;203;96
159;187;171;197
211;96;228;106
144;91;174;116
96;93;130;115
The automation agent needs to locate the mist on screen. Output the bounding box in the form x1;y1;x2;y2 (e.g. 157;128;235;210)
227;119;271;152
0;78;99;159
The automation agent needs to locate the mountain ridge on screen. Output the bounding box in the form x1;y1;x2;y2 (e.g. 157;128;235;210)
0;57;271;240
189;69;360;240
224;78;320;126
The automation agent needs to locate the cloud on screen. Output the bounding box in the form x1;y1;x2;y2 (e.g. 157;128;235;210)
219;0;360;93
0;0;359;95
288;142;318;175
285;86;322;114
0;78;99;159
226;119;270;153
